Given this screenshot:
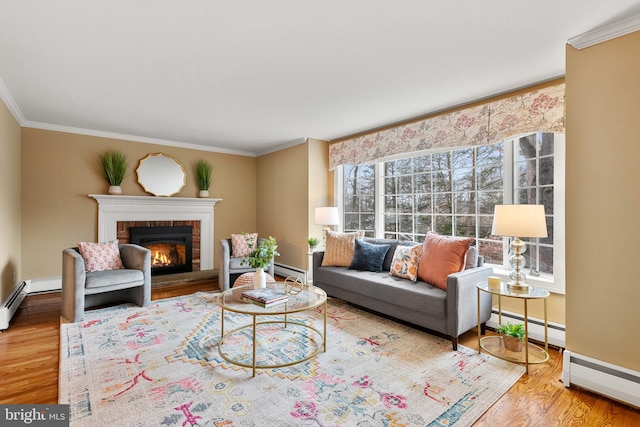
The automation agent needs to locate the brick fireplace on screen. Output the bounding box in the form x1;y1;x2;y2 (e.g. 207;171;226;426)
89;195;222;271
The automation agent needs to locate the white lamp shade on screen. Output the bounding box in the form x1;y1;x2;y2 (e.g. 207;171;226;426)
314;207;339;226
491;204;548;238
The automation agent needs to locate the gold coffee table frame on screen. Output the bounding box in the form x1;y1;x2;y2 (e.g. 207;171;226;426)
477;281;550;374
216;282;327;377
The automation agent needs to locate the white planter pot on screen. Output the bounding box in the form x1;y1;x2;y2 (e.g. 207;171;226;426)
254;268;266;289
198;190;209;198
108;185;122;195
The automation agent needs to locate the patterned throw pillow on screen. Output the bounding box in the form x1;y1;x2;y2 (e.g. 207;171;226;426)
321;229;365;267
77;241;124;273
417;231;474;290
389;244;422;281
231;233;258;258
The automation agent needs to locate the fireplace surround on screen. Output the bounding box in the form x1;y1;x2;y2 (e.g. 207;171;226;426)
89;195;222;271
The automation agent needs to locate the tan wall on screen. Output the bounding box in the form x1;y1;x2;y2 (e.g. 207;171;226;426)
0;99;22;302
256;143;309;271
565;31;640;371
254;138;333;278
307;138;333;242
21;128;257;279
496;292;565;325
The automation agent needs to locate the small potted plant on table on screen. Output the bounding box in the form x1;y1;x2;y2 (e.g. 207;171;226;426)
496;322;526;352
241;235;279;289
307;237;320;252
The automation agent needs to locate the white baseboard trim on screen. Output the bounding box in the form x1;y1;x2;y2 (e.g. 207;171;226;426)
27;276;62;293
486;309;566;349
274;263;307;282
562;350;640;408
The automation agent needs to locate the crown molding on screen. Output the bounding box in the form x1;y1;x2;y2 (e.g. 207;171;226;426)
0;77;26;125
255;137;308;156
568;14;640;49
22;121;257;157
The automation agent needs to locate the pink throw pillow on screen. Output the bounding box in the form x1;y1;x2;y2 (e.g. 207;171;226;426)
77;241;124;273
231;233;258;257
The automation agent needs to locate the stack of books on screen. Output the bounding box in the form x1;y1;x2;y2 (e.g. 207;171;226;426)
241;288;289;308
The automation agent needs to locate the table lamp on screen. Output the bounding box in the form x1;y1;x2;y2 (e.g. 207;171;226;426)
314;207;339;231
491;204;548;291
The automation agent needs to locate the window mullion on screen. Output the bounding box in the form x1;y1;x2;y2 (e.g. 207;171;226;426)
375;162;384;238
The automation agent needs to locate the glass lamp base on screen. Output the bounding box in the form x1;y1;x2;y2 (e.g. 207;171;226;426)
507;281;529;292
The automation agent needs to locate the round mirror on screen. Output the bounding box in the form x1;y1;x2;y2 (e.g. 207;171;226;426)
136;153;186;196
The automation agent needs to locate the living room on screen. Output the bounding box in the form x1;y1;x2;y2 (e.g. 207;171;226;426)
1;2;639;425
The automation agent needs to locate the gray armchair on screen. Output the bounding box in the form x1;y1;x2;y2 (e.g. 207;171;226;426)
219;238;275;291
62;244;151;322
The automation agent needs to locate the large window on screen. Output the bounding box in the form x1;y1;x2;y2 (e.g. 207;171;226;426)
343;163;376;237
340;132;564;290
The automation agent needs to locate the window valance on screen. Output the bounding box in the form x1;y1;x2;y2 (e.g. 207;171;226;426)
329;83;565;170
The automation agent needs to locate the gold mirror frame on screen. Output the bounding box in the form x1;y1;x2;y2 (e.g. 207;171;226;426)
136;153;187;197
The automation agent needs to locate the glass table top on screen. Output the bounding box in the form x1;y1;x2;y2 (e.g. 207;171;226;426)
217;282;327;315
477;281;550;299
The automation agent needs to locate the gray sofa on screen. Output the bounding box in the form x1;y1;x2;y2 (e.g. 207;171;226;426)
313;238;493;350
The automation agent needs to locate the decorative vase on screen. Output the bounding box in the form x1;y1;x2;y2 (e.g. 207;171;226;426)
199;190;209;198
253;268;266;289
502;335;524;352
108;185;122;195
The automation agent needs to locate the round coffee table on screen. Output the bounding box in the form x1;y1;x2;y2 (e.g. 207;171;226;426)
215;281;327;377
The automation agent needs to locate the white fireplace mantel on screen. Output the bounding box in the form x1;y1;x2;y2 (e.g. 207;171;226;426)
89;195;222;270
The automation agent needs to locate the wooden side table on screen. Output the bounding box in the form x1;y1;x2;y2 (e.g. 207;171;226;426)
477;281;550;374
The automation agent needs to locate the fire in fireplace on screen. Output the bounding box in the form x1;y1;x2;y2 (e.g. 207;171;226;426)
129;226;193;276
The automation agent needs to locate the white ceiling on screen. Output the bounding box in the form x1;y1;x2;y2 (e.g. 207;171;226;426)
1;1;640;156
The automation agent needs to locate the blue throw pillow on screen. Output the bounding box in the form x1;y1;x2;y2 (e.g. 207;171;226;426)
348;238;391;272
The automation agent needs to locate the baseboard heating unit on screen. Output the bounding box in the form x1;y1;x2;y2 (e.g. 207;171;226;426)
562;350;640;408
0;281;27;330
274;263;307;282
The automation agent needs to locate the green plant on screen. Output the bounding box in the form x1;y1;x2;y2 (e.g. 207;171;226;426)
241;235;280;269
99;149;127;186
495;322;525;340
195;159;212;191
307;237;320;247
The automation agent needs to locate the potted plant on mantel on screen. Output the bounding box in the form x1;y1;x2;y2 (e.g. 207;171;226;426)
195;159;212;197
496;322;526;352
241;235;280;289
99;149;127;195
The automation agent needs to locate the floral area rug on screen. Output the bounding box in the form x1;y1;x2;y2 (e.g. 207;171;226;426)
59;292;524;426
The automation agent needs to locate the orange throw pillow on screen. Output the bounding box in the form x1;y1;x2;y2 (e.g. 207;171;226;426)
417;231;474;290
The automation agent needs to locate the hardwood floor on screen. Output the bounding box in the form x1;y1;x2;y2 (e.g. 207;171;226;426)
1;282;638;426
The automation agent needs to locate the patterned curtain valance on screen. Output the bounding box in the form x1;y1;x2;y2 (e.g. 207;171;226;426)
329;83;565;170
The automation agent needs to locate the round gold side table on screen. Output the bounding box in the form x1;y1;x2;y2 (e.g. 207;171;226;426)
477;281;550;374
